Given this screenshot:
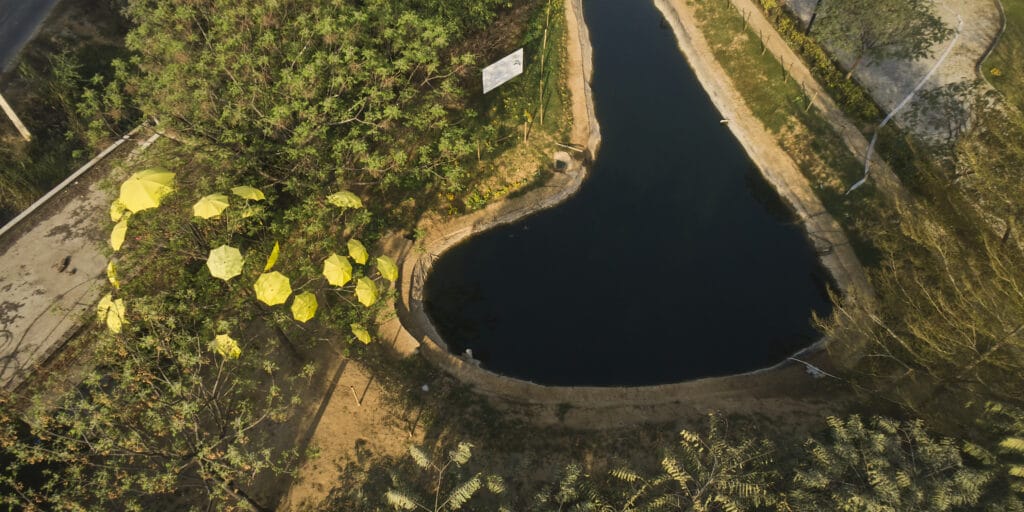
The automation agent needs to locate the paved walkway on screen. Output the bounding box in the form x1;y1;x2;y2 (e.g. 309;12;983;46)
0;130;157;390
787;0;1003;137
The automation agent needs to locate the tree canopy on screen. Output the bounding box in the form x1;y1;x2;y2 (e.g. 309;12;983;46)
814;0;951;76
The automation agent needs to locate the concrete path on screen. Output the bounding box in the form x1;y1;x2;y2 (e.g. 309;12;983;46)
0;130;157;390
787;0;1004;137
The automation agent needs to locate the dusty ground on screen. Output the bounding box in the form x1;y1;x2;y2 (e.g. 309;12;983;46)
0;131;160;390
787;0;1003;137
275;357;428;511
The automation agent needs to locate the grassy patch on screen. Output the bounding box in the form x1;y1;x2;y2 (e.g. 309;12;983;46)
984;0;1024;111
455;0;571;215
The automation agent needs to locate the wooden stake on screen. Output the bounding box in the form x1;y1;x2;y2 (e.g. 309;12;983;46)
537;0;552;125
0;92;31;142
349;385;362;407
806;91;818;112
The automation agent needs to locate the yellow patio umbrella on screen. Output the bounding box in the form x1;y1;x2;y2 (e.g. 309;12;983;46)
350;323;372;344
264;241;280;271
110;219;128;251
322;253;352;287
119;169;175;213
254;271;292;305
376;255;398;283
106;261;120;290
291;292;318;323
193;193;230;219
211;334;241;359
96;293;126;334
327;190;363;209
207;245;244;281
347;239;369;265
355;277;378;307
231;185;265;201
110;200;128;222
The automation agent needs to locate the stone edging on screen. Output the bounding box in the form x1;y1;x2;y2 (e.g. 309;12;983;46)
375;0;871;412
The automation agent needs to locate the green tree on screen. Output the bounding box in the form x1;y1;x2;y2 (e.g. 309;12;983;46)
789;415;991;511
0;292;307;511
965;402;1024;510
820;208;1024;410
120;0;505;195
814;0;951;78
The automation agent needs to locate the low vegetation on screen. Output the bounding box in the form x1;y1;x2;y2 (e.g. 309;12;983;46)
984;0;1024;111
0;0;135;222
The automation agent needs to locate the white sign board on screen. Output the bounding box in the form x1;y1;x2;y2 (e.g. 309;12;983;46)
482;48;524;94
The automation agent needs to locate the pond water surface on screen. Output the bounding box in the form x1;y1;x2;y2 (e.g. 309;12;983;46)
423;0;833;386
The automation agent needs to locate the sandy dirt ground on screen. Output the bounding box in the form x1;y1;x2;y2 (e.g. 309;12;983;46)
274;358;429;511
787;0;1003;137
0;0;885;508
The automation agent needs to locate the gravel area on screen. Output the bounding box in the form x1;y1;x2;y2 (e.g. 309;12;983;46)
786;0;1003;138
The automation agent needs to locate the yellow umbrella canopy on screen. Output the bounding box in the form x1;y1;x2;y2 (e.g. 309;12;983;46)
347;239;369;265
119;169;175;213
211;334;241;359
231;185;265;201
355;277;378;307
106;261;120;289
376;255;398;283
193;193;230;219
350;323;372;344
322;253;353;287
207;245;244;281
327;190;363;209
264;241;280;271
291;292;318;323
110;218;128;251
96;293;126;334
254;271;292;305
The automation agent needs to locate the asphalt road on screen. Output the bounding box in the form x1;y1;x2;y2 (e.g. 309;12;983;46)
0;0;61;72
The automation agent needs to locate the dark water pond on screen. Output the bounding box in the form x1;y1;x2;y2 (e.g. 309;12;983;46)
423;0;833;386
0;0;61;71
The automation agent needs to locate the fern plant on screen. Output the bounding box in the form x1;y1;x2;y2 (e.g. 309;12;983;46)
385;442;507;511
532;414;779;512
532;463;617;511
789;415;992;511
644;413;779;512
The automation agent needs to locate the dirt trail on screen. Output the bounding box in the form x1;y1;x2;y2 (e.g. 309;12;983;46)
708;0;907;200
